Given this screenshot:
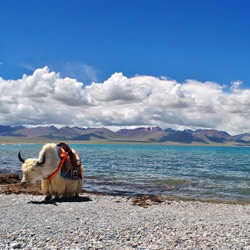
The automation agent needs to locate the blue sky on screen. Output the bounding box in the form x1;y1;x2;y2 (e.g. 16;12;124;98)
0;0;250;134
1;0;250;85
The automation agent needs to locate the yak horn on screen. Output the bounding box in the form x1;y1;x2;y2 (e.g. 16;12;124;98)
18;151;25;163
37;154;46;166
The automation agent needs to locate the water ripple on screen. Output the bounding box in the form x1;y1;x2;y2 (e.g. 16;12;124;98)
1;144;249;202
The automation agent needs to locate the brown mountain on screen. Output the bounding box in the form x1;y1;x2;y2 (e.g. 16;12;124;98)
194;129;234;143
0;125;249;145
159;130;204;144
116;127;166;141
3;126;57;138
233;133;250;142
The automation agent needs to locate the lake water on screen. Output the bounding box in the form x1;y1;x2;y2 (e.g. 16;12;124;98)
1;143;249;203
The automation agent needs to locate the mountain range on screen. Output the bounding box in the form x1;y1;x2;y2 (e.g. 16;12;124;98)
0;125;250;145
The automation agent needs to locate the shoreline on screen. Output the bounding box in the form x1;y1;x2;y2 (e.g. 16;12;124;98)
1;173;249;205
1;183;249;206
1;193;250;249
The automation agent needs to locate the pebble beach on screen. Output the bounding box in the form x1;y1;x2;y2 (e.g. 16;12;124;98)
0;193;250;250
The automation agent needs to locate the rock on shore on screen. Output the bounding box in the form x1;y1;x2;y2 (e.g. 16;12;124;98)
0;193;250;249
0;173;42;195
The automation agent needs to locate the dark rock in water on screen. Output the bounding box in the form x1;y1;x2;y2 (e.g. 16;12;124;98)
0;173;20;184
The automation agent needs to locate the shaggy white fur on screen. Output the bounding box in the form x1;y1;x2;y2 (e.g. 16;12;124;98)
21;143;84;200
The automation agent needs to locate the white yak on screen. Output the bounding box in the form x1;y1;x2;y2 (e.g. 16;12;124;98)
18;143;84;200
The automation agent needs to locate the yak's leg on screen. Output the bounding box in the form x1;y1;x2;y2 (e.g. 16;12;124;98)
75;166;84;197
75;178;83;197
63;179;79;198
44;194;52;201
54;194;60;200
51;174;66;199
41;179;52;200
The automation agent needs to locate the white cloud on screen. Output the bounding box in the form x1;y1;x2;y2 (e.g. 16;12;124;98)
58;62;99;85
230;80;242;93
0;66;250;134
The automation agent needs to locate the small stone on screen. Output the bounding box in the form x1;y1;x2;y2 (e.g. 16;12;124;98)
11;242;22;249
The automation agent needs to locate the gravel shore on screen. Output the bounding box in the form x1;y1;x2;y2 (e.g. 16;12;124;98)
0;193;249;250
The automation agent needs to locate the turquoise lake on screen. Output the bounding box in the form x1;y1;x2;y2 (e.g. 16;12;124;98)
1;143;249;203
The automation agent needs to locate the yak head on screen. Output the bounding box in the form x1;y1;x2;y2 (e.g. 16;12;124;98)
18;151;46;184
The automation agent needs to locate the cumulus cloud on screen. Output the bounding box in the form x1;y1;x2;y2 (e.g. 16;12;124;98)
231;80;242;93
0;66;249;134
58;62;99;84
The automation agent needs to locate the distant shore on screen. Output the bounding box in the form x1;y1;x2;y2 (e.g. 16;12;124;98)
0;135;248;147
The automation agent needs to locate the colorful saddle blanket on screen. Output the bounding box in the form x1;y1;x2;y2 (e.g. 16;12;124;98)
57;142;82;180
